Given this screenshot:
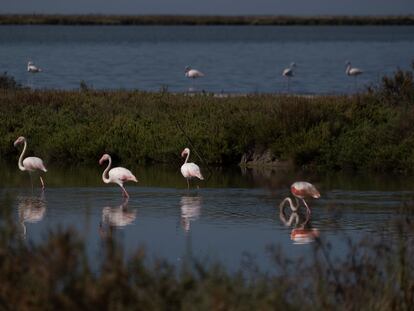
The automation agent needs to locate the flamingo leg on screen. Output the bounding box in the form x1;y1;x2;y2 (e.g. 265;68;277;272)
29;172;34;192
120;186;129;198
187;178;190;190
302;199;312;215
39;176;45;190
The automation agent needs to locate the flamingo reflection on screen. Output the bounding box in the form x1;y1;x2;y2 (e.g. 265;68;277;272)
180;195;201;232
101;198;137;230
279;199;319;245
18;193;46;239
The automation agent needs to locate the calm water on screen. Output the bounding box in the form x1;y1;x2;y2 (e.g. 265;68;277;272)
0;25;413;94
1;164;414;271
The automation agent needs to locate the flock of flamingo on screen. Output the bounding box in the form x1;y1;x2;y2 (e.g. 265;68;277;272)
27;60;363;91
13;136;321;218
17;61;336;241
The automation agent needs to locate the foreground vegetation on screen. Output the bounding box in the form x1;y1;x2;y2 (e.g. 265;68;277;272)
0;194;413;310
0;14;413;26
0;65;414;172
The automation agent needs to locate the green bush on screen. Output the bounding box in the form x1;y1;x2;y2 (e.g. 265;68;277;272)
1;66;414;172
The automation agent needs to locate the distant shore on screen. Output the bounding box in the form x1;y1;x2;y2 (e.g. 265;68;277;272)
0;14;414;26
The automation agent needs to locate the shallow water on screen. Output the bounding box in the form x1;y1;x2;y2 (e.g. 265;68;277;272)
0;25;413;94
1;164;414;271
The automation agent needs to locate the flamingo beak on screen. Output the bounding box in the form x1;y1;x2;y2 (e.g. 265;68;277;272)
313;192;321;199
99;157;105;165
181;151;186;158
13;139;21;147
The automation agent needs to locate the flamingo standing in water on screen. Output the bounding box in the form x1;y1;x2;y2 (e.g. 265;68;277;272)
27;61;42;73
14;136;47;189
99;154;138;198
185;66;204;79
181;148;204;189
279;181;320;215
185;66;204;92
345;61;363;89
282;62;296;92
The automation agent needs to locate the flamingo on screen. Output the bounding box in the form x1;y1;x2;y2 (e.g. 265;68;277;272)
181;148;204;189
345;61;363;77
99;154;138;198
282;62;296;92
14;136;47;190
345;61;363;89
279;181;320;215
27;61;42;73
185;66;204;92
185;66;204;79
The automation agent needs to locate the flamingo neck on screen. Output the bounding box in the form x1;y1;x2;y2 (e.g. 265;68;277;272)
346;65;351;75
279;197;299;212
102;157;112;184
18;140;27;171
184;151;190;164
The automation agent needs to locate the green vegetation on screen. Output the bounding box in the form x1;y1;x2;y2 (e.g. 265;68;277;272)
0;14;413;25
0;65;414;172
0;195;413;310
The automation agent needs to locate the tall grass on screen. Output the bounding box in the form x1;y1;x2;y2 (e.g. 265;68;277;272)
0;65;414;172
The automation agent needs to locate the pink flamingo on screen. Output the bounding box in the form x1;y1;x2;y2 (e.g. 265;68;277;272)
181;148;204;189
14;136;47;189
185;66;204;79
99;154;138;198
279;181;320;215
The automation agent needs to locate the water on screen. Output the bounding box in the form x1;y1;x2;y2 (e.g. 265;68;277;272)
0;25;413;94
1;164;414;271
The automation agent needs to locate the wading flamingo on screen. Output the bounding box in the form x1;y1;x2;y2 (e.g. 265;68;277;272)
185;66;204;79
282;62;296;92
99;154;138;198
14;136;47;190
185;66;204;92
279;181;320;215
181;148;204;189
345;61;363;89
27;61;42;73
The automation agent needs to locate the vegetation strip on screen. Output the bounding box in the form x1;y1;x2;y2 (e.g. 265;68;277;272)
0;14;414;25
0;65;413;172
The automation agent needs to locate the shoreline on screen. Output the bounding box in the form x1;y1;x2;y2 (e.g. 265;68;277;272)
0;14;413;26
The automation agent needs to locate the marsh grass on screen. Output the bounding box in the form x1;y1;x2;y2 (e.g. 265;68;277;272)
0;66;414;172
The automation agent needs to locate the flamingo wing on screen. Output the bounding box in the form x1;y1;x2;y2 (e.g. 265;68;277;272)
109;167;138;184
181;163;204;180
282;68;293;77
349;68;362;75
22;157;47;172
186;69;204;78
291;181;320;199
